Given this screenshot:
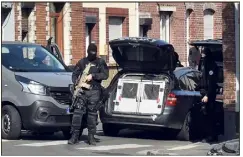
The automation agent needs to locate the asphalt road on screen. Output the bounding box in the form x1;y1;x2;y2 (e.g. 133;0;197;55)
2;123;213;156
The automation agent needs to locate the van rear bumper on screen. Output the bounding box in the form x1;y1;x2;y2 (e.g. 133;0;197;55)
18;100;71;131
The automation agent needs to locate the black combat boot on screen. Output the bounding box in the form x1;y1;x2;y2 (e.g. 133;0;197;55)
88;133;96;145
68;130;80;145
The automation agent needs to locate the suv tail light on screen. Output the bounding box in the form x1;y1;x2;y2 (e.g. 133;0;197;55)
166;93;177;106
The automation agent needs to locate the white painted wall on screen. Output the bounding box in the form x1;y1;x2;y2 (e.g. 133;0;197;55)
82;3;139;55
28;6;36;43
16;3;22;41
2;8;15;41
63;2;72;65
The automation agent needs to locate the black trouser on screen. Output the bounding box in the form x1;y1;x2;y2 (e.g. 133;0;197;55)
205;94;217;138
71;89;101;135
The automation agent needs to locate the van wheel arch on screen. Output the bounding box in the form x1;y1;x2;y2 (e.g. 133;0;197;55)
1;103;22;139
2;101;24;129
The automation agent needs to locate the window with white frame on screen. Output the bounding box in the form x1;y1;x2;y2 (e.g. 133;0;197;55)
109;16;123;63
160;12;170;42
203;9;214;40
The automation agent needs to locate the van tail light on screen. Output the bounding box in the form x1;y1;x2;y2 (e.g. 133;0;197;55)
157;98;160;104
166;93;177;106
118;95;122;101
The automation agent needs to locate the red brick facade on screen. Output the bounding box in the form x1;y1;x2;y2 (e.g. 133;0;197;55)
139;3;223;63
222;3;236;106
83;8;99;55
70;2;84;64
139;3;187;62
214;3;223;39
35;3;47;45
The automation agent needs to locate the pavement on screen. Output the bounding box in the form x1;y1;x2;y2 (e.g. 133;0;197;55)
2;123;215;156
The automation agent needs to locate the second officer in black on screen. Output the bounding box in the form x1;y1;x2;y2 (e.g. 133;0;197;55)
68;43;109;145
199;47;219;142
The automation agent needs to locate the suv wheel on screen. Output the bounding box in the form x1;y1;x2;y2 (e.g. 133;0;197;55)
177;111;195;141
102;123;120;137
2;105;22;140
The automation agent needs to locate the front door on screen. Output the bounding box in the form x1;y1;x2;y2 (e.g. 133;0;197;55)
137;81;166;115
113;79;140;114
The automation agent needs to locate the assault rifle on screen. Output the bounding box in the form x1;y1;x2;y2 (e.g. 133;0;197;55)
70;63;92;111
73;63;92;96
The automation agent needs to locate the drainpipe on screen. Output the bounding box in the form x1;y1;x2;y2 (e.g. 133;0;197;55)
234;3;239;134
234;3;239;113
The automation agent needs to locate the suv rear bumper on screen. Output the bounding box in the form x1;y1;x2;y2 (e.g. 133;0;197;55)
100;107;185;130
18;100;71;131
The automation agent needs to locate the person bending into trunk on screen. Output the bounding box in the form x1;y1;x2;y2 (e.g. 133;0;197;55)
68;43;109;145
199;47;219;142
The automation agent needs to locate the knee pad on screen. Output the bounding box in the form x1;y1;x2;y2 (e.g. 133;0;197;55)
71;109;84;129
87;111;98;127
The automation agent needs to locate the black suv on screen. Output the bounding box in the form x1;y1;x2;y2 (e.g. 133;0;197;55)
99;37;224;141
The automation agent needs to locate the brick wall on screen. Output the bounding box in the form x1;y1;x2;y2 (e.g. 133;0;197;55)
214;3;223;39
222;2;236;107
189;3;204;41
106;8;129;63
139;3;160;39
139;3;187;63
35;3;47;45
190;3;222;40
139;3;223;64
169;3;186;63
70;2;84;64
83;8;99;55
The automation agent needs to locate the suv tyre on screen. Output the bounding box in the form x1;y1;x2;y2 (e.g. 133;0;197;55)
177;111;195;141
102;123;120;137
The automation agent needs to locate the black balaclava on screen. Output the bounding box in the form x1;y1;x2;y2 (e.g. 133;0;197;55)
202;47;213;59
87;43;97;61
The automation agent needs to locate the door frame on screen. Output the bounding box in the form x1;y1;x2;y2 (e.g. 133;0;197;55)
49;11;64;57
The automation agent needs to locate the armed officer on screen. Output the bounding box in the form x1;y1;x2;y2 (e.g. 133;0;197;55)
68;43;109;145
199;47;219;142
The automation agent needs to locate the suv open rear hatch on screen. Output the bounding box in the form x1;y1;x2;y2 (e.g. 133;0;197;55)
109;37;177;73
